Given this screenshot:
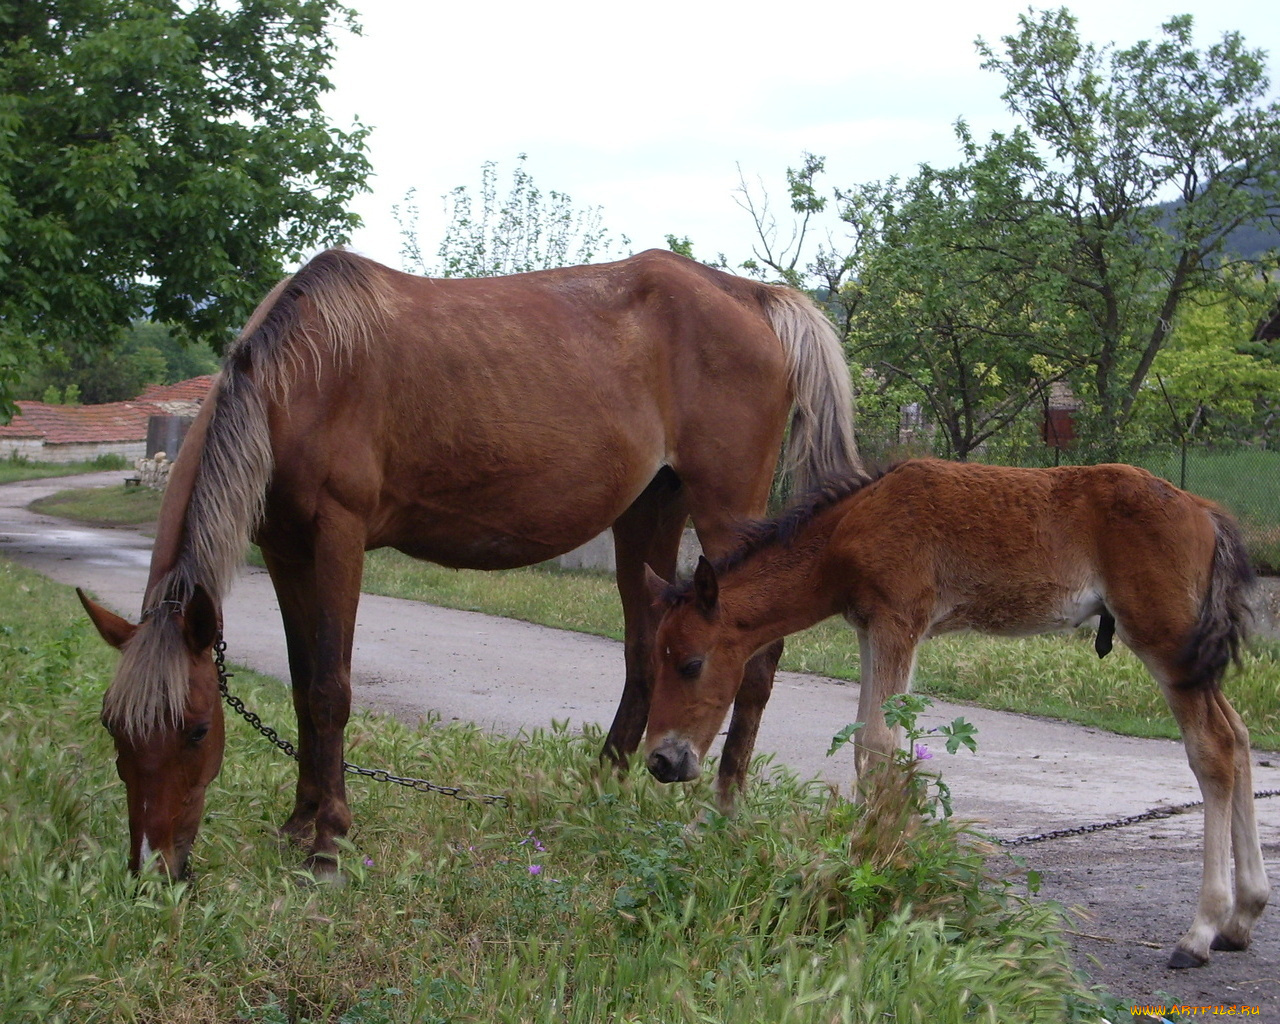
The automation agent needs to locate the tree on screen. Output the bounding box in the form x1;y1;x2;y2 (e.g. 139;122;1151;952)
739;11;1280;453
394;156;629;278
851;135;1084;459
19;320;220;405
976;9;1280;441
0;0;371;418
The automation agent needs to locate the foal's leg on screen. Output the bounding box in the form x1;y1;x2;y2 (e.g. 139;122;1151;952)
852;624;922;783
715;639;783;813
1153;670;1242;968
261;547;323;843
602;470;689;768
1210;689;1270;952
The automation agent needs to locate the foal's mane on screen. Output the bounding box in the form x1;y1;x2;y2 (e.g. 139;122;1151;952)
103;250;395;739
664;464;893;605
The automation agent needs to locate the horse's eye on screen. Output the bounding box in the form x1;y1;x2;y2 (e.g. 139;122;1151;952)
677;658;704;680
187;723;211;745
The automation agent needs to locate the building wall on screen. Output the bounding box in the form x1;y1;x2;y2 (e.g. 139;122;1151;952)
0;439;145;464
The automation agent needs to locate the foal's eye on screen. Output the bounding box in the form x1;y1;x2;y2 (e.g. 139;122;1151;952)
187;723;211;745
677;658;704;680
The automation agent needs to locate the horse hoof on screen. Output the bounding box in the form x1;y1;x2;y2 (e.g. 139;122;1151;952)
1166;947;1208;969
298;854;346;887
1210;934;1248;952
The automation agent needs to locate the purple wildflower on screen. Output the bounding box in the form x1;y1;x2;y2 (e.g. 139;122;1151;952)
914;743;933;761
528;864;543;875
363;857;375;867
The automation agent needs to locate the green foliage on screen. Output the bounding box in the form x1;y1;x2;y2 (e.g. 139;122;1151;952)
0;0;371;417
19;319;220;404
395;155;629;278
975;10;1280;439
742;11;1280;453
0;559;1106;1022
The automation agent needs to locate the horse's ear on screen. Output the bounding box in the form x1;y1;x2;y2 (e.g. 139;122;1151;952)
77;589;136;649
643;564;670;607
181;585;220;654
692;555;719;615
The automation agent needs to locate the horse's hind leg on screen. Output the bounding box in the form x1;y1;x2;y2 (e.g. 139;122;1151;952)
602;469;689;769
1209;689;1269;952
1154;670;1244;968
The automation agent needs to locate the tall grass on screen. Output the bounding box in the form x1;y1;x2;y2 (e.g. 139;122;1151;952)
1;559;1114;1022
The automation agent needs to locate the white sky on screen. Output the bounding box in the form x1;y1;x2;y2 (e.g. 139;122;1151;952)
323;0;1280;272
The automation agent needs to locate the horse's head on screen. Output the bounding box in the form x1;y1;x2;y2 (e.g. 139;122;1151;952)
643;557;750;784
78;587;225;879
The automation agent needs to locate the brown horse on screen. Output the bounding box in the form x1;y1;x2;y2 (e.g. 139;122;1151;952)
77;248;860;879
642;458;1267;969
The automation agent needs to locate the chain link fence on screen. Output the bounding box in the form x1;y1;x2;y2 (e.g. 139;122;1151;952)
856;433;1280;574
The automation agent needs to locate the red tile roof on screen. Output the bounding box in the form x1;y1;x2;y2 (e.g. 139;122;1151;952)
0;376;215;445
136;375;216;404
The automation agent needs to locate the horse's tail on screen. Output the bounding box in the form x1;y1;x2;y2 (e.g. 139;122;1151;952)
759;287;861;495
1182;506;1256;689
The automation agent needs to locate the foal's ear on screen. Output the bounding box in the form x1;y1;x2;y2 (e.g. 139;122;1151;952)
643;564;670;607
181;585;220;654
77;588;137;649
692;555;719;614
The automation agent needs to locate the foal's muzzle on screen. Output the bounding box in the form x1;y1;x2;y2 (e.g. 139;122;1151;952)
646;738;702;783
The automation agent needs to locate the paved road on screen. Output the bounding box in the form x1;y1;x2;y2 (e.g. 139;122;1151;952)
3;472;1278;1009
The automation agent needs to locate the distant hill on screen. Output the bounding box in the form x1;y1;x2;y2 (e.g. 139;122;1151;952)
1153;194;1279;259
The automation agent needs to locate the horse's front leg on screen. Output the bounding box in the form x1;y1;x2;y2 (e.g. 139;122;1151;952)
713;640;784;813
261;548;324;844
295;518;365;874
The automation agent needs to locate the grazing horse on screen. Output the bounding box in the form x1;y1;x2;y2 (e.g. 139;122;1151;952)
77;248;860;879
642;458;1267;968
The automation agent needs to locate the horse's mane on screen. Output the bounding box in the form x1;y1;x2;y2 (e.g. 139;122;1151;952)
664;463;895;605
102;250;396;739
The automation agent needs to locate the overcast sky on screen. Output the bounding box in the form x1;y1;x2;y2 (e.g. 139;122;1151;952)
322;0;1280;272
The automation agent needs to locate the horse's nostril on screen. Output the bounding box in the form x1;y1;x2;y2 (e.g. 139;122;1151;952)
647;749;674;781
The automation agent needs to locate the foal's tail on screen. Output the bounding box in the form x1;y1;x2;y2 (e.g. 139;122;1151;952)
1183;507;1256;689
759;288;861;495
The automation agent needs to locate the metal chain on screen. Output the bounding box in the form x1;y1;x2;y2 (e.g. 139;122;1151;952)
214;633;1278;826
214;638;509;807
996;789;1280;847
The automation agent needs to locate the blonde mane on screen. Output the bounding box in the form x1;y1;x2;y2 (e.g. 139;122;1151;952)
102;250;395;738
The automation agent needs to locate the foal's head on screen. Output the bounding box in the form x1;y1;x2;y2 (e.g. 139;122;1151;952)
79;588;225;879
643;557;753;784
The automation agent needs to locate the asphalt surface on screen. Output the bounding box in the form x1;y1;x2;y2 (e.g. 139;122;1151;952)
3;471;1278;1012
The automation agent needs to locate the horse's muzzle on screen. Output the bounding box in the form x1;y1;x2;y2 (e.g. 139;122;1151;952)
646;738;701;783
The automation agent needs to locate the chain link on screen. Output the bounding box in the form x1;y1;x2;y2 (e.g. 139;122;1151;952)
214;638;508;807
214;637;1279;828
996;788;1280;847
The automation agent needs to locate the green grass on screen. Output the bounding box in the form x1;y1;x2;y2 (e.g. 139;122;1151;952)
0;453;128;484
28;485;164;527
1139;449;1280;573
1;559;1114;1023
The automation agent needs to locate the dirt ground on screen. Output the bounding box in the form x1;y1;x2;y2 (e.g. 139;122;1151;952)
2;472;1278;1017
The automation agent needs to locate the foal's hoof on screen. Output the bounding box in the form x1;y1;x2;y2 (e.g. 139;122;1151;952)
1210;933;1248;952
1166;947;1209;970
